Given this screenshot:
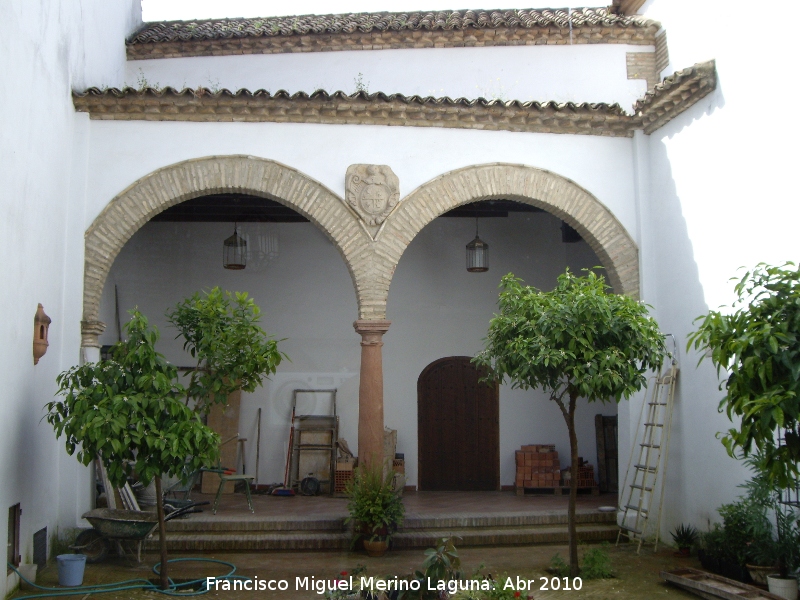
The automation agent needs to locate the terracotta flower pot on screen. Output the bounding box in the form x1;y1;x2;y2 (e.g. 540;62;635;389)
746;564;774;587
363;539;389;558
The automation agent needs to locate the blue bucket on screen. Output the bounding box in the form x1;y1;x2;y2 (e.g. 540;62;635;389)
57;554;86;586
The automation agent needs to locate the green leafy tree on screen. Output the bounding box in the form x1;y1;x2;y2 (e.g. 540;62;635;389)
688;262;800;489
475;270;665;575
167;287;286;413
46;310;219;589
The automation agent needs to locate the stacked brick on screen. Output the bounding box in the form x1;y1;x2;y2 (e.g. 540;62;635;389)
515;444;561;489
561;459;598;488
576;464;596;488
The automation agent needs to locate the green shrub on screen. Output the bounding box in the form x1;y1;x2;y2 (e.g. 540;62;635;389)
670;523;699;550
551;547;612;579
548;553;569;577
581;546;613;579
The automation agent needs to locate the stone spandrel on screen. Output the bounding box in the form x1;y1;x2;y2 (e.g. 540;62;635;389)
345;164;400;237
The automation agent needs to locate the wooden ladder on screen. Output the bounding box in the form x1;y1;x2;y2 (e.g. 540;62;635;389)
616;360;678;553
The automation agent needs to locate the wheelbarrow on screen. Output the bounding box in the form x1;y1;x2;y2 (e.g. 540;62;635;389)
72;502;208;563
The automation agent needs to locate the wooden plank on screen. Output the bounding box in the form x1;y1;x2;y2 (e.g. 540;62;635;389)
604;416;619;492
661;568;785;600
118;482;141;511
95;459;117;510
595;414;607;493
202;390;241;494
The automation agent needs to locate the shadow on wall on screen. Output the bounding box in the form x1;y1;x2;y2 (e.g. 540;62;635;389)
640;77;747;537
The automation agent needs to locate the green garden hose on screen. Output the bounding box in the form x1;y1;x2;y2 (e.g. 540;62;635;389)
7;557;242;599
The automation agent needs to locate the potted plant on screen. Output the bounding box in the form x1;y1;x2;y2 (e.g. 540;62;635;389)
345;462;404;557
740;463;800;598
759;511;799;599
671;524;699;556
696;500;762;584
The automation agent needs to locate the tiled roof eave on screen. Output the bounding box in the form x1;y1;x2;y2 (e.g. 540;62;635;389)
634;60;717;134
71;88;636;137
126;8;660;60
71;61;716;138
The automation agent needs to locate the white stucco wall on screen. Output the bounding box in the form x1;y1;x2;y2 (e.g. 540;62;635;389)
625;0;800;541
82;120;640;238
98;211;612;488
127;43;649;109
0;0;139;594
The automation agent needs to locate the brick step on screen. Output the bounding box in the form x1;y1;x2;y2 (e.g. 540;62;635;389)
147;522;618;552
165;517;346;533
392;523;620;548
146;530;351;552
163;509;613;535
402;511;615;530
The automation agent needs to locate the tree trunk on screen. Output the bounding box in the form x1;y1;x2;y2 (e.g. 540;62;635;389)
566;392;580;577
154;476;169;590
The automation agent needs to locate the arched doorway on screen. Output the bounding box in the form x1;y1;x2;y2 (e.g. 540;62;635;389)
375;163;640;317
418;356;499;491
81;155;376;347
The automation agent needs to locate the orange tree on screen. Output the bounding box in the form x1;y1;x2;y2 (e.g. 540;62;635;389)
475;270;665;575
167;287;286;413
688;262;800;490
47;311;219;589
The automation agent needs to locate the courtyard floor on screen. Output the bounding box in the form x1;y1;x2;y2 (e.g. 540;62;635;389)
9;491;709;599
12;542;702;599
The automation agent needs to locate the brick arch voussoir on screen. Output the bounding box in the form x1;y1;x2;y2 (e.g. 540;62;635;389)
376;163;639;310
82;156;371;344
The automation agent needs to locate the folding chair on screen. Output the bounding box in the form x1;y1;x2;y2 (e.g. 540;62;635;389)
201;467;254;514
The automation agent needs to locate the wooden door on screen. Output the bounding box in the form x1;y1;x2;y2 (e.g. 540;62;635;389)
595;415;619;493
418;356;499;491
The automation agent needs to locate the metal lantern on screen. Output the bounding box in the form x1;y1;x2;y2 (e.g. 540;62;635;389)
466;218;489;273
223;224;247;270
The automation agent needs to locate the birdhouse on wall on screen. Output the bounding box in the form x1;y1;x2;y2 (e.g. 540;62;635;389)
33;304;51;365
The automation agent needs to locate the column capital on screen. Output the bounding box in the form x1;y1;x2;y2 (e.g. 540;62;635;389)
353;319;391;336
81;320;106;348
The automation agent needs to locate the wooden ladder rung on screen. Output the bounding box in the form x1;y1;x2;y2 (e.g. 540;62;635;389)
618;525;643;535
634;464;658;472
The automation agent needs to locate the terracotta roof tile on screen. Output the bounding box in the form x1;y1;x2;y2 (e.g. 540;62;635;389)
72;87;633;136
634;60;717;133
129;8;654;45
72;60;716;137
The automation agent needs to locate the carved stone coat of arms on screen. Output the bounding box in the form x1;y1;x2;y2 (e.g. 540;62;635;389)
345;164;400;234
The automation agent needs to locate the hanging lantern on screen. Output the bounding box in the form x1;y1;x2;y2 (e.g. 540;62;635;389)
466;218;489;273
223;224;247;270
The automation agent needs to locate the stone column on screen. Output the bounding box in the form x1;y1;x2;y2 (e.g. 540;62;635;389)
354;320;390;469
81;320;106;363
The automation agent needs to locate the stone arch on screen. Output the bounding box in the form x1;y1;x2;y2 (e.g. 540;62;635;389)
375;163;639;314
81;155;373;346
